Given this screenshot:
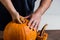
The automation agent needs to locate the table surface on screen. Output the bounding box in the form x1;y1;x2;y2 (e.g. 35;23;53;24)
0;30;60;40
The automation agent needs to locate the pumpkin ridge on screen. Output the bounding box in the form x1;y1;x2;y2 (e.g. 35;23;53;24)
23;25;27;40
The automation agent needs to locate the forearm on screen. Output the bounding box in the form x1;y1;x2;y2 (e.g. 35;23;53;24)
0;0;17;15
35;0;53;16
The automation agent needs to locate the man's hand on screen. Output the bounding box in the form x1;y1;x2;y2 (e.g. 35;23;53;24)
11;12;25;24
25;12;41;30
25;0;52;30
0;0;25;24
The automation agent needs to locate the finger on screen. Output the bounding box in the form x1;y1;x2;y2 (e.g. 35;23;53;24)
24;15;30;18
20;17;25;23
28;18;33;27
20;16;26;23
17;18;22;24
34;22;39;30
30;20;36;28
12;18;15;22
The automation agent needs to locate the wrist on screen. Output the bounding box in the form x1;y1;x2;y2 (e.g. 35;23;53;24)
35;5;47;16
34;9;43;17
10;10;18;15
10;11;19;17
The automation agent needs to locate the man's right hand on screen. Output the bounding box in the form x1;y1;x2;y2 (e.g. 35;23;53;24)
0;0;25;24
11;12;25;24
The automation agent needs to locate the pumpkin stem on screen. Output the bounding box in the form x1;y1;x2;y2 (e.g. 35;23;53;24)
40;24;48;36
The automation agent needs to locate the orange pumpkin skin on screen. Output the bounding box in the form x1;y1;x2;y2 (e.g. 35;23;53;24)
3;19;37;40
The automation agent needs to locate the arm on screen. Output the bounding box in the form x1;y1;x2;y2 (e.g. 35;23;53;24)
0;0;17;15
0;0;23;23
26;0;53;29
35;0;53;16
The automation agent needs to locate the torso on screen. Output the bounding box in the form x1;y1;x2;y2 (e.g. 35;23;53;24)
0;0;36;30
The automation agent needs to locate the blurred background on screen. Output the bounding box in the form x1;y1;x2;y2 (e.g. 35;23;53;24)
34;0;60;30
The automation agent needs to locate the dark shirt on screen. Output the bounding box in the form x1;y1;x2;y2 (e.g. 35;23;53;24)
0;0;36;30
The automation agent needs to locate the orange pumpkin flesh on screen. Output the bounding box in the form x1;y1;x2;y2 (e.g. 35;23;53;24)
3;19;37;40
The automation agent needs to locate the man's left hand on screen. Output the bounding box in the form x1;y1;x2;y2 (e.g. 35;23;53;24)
25;12;41;30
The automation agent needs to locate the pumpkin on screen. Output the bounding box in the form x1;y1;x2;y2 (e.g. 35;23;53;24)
36;24;48;40
3;18;37;40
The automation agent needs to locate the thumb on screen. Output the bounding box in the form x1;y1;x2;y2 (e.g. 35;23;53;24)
17;18;22;24
24;15;31;18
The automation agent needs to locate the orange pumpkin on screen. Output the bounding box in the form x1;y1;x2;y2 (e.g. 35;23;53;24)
3;18;37;40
